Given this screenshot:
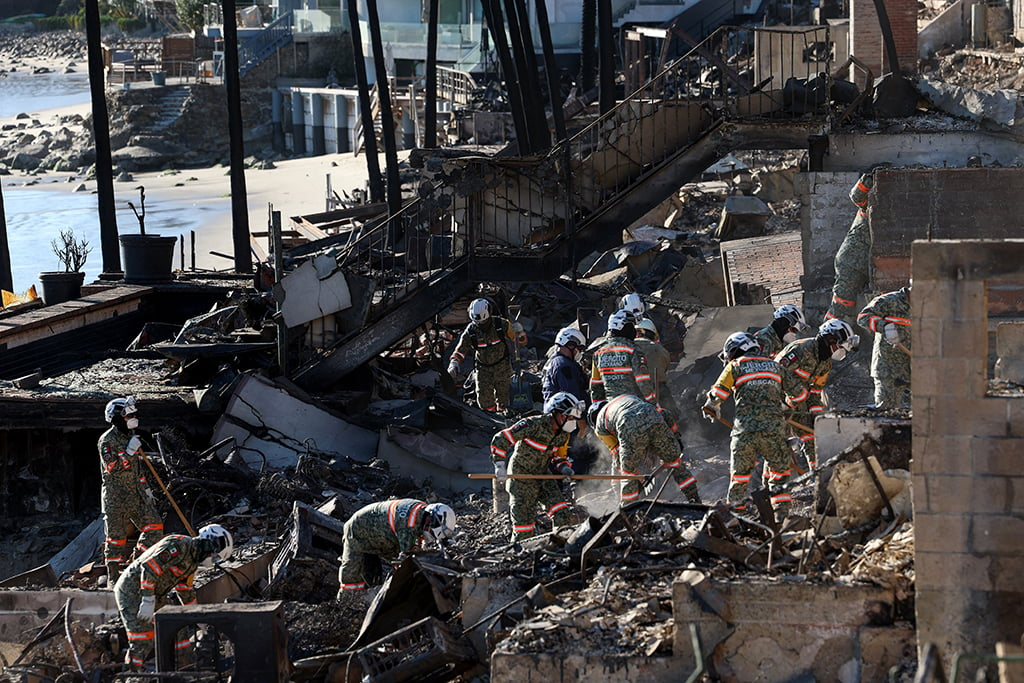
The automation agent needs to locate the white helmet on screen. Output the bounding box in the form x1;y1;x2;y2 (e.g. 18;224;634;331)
818;318;860;359
423;503;457;544
555;327;586;349
198;524;233;566
719;331;760;363
635;318;659;341
620;293;646;318
774;304;808;331
543;391;584;418
607;310;636;337
104;395;137;423
468;298;491;323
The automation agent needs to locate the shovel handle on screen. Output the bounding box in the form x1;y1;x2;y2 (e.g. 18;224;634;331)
702;406;733;429
468;473;645;480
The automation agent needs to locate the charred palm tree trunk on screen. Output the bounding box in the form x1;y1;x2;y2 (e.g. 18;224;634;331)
503;0;549;149
366;0;403;225
481;0;532;153
222;0;252;274
424;0;439;148
346;0;385;203
598;0;615;113
534;0;566;142
0;182;10;292
86;0;120;276
580;0;596;93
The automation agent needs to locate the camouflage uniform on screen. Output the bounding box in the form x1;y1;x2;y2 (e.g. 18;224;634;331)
753;324;786;358
98;426;163;579
589;337;655;404
634;337;681;434
592;394;700;504
451;317;516;413
338;499;429;592
826;174;874;322
857;287;911;410
490;415;572;539
776;338;833;467
706;355;794;508
114;534;211;670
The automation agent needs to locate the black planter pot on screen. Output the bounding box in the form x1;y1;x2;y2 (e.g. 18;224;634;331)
38;271;85;305
120;234;177;284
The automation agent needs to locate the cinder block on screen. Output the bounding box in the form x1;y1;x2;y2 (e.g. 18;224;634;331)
915;550;992;592
914;358;986;399
911;435;971;476
1011;477;1024;515
995;322;1024;359
971;476;1011;515
991;559;1024;593
913;278;956;321
939;317;988;359
921;474;974;514
929;396;1010;438
971;515;1024;555
911;473;930;512
914;513;970;553
971;438;1023;476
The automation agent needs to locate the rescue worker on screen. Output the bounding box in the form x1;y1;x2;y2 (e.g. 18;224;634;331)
447;298;519;414
857;285;912;410
490;392;583;540
619;292;647;321
588;395;701;505
703;332;794;510
633;318;681;432
777;319;859;468
826;171;874;322
99;396;163;584
337;499;456;593
753;304;810;358
541;326;589;404
114;524;232;671
590;310;655;404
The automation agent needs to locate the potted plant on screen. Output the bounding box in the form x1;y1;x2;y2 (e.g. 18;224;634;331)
120;185;178;283
39;228;92;305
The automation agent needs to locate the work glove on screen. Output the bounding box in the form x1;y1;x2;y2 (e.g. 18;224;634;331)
494;460;508;486
447;360;459;379
883;322;900;347
702;400;720;422
137;595;156;621
126;435;143;456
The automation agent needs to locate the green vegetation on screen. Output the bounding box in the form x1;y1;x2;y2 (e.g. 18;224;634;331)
175;0;204;34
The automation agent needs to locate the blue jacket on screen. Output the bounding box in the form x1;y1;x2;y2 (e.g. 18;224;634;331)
541;353;589;404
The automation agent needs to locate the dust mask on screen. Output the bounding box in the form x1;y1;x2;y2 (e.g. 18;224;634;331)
783;331;797;344
831;347;847;361
561;418;578;434
572;348;584;363
126;417;139;430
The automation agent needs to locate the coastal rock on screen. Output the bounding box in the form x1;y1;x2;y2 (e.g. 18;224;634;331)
10;152;41;171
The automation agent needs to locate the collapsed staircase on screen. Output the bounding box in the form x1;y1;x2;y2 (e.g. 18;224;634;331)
291;25;835;390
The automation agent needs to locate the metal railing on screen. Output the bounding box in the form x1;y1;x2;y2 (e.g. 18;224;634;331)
239;11;293;76
289;25;834;363
436;67;479;108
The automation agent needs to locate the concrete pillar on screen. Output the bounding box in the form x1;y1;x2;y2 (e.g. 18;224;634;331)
271;89;285;152
291;90;306;155
335;94;350;154
311;92;326;156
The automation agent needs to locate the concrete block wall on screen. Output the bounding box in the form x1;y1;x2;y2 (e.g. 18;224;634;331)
798;171;860;316
720;233;802;307
912;239;1024;676
849;0;918;83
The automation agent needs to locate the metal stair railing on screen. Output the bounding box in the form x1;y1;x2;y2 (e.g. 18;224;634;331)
239;12;294;77
287;26;834;380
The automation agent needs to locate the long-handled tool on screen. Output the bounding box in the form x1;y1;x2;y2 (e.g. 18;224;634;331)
469;473;645;480
701;406;733;429
139;448;196;535
896;342;912;357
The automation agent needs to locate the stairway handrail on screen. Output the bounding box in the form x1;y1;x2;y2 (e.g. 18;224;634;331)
239;11;294;76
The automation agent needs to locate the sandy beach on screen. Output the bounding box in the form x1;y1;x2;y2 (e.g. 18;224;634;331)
1;99;401;274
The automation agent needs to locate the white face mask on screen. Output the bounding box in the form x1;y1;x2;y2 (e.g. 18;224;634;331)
783;331;797;344
831;347;847;361
572;348;584;363
125;417;139;430
561;418;578;433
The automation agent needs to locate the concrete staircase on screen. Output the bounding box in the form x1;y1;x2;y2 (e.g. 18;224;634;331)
139;86;191;135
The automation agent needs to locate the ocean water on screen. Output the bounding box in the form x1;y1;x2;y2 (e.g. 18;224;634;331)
0;71;226;293
0;69;92;119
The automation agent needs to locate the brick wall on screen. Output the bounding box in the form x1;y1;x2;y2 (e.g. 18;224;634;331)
912;239;1024;677
850;0;918;81
871;167;1024;293
721;233;803;307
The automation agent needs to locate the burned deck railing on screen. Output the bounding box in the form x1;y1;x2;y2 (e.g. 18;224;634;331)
289;26;834;375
